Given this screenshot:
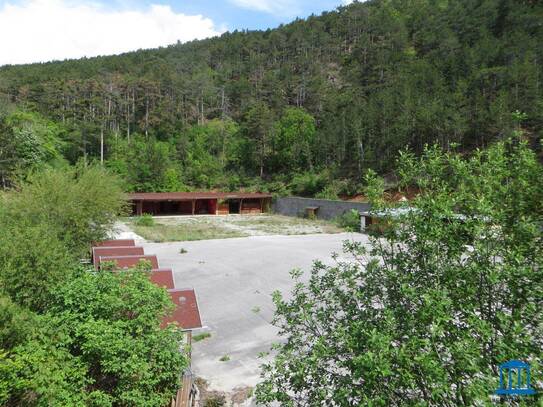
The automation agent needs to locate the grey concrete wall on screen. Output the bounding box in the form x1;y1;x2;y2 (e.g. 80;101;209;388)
272;196;371;220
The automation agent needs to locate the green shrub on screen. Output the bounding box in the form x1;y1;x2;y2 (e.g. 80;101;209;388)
135;213;154;226
3;166;127;258
315;179;358;200
0;166;187;407
334;209;360;232
257;138;543;406
315;184;339;200
290;172;328;196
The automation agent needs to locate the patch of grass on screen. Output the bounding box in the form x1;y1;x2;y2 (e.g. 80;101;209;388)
134;213;154;226
219;354;230;362
131;219;247;242
129;214;344;242
251;306;261;313
179;247;188;254
203;395;226;407
228;214;343;234
193;332;211;342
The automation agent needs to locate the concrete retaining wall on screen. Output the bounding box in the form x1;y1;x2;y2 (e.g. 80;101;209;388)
272;196;371;220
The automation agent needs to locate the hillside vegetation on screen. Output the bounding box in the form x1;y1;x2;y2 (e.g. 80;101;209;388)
0;0;542;194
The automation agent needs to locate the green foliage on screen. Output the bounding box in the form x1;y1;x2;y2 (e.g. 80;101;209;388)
219;355;230;362
192;332;211;342
257;137;543;405
2;166;127;257
0;221;75;312
2;0;542;190
0;167;187;406
180;119;240;189
135;213;155;227
108;134;184;192
1;334;91;407
290;171;329;197
2;270;186;407
48;269;186;406
272;107;316;173
333;209;360;232
0;110;66;187
0;296;35;351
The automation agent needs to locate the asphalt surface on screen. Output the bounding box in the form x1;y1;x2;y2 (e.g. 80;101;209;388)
142;232;369;393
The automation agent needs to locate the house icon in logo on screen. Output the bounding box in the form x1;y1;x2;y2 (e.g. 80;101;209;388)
495;360;536;396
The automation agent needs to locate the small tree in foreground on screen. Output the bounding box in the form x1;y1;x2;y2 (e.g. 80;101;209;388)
256;137;542;406
1;269;187;406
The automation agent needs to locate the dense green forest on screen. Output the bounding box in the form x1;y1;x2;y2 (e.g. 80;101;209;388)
0;0;542;195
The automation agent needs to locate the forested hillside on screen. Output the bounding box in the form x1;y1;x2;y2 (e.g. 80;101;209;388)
0;0;541;194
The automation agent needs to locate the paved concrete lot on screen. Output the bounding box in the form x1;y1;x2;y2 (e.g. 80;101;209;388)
143;232;369;393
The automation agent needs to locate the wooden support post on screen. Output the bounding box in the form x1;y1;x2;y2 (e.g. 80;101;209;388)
191;200;195;215
240;198;244;215
136;201;143;216
260;198;263;214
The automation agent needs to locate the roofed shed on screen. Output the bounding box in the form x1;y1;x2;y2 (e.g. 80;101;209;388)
128;192;272;216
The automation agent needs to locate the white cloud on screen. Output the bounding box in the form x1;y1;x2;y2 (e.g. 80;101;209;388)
0;0;224;66
229;0;301;17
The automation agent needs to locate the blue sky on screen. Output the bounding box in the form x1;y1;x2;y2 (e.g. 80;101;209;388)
0;0;353;66
123;0;350;31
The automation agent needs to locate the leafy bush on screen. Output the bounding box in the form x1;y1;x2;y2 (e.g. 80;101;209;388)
2;165;127;257
290;171;328;196
0;167;187;406
333;209;360;231
315;184;339;200
0;222;75;312
2;270;187;406
135;213;155;227
315;179;360;200
257;138;543;406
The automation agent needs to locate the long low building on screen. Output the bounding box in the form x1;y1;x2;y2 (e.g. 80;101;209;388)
128;191;272;216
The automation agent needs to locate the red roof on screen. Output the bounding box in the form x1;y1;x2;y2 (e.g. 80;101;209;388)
162;288;202;330
94;239;135;247
128;191;272;201
92;246;144;265
149;268;175;289
97;255;159;270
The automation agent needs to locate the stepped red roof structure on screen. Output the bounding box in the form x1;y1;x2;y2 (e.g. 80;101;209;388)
149;268;175;289
94;239;135;247
90;240;203;334
162;288;202;330
97;254;159;270
92;246;144;264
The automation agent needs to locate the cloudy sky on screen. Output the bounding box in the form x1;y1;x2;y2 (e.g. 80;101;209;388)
0;0;354;66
